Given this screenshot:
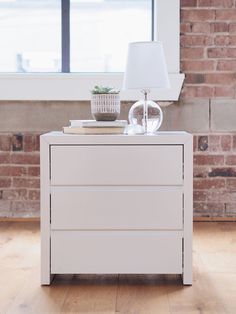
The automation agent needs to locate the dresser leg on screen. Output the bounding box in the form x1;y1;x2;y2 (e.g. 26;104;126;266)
41;274;54;286
182;272;192;285
182;238;193;285
182;237;193;285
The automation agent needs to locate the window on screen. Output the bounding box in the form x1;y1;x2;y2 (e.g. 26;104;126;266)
70;0;152;72
0;0;183;101
0;0;152;73
0;0;61;72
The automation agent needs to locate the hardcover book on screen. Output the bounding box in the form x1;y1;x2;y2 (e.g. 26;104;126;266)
70;120;128;128
63;126;125;134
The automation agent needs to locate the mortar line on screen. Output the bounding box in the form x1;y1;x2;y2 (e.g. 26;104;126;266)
209;98;212;133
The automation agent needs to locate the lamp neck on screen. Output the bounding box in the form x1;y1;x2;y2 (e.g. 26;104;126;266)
141;89;150;101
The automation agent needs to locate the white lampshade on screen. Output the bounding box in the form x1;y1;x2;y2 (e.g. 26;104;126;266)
123;41;170;90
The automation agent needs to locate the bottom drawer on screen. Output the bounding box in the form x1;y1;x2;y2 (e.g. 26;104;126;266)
51;231;183;274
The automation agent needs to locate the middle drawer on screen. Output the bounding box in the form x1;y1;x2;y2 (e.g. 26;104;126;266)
51;187;183;230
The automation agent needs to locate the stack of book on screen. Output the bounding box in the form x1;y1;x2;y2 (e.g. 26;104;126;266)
63;120;128;134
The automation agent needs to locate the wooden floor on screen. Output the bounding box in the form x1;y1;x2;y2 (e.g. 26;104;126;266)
0;222;236;314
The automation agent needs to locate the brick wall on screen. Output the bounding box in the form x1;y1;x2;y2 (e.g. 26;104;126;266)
194;134;236;218
180;0;236;219
0;134;40;217
0;0;236;219
181;0;236;98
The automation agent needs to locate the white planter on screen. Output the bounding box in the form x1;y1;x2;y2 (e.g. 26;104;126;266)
91;94;120;121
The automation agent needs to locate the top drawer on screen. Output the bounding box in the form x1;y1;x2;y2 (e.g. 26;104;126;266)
50;145;183;186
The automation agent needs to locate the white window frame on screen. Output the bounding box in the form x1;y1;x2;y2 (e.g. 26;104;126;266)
0;0;184;101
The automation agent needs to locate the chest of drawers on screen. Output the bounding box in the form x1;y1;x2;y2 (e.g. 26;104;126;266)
40;132;193;285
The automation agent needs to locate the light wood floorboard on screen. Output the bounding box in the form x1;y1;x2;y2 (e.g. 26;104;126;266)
0;222;235;314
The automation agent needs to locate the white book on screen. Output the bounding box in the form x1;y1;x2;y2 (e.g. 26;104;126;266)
70;120;128;128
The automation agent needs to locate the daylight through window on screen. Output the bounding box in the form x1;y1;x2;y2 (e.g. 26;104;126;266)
0;0;152;73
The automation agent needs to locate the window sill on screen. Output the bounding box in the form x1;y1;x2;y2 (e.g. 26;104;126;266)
0;73;184;101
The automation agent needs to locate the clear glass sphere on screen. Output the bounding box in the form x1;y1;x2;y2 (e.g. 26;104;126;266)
128;100;163;134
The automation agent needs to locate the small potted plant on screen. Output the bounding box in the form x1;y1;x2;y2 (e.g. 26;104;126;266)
91;85;120;121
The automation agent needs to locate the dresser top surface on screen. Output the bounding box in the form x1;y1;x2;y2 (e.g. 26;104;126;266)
41;131;192;145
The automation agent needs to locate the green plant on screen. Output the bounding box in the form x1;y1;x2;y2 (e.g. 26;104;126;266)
91;85;120;94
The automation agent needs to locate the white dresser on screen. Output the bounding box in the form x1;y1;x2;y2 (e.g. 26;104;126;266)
40;132;193;285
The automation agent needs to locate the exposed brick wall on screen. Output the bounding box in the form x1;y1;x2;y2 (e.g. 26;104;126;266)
180;0;236;98
194;134;236;218
179;0;236;219
0;134;40;218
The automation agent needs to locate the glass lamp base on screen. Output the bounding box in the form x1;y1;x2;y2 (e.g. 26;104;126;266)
128;100;163;134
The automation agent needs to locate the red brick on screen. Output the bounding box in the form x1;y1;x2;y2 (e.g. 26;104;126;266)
181;35;213;47
194;155;224;165
193;211;211;218
0;152;10;164
194;178;225;189
28;166;40;177
198;0;234;7
181;85;214;98
208;48;236;58
214;35;236;46
208;135;221;152
206;190;228;202
11;201;40;212
229;23;236;33
192;22;211;33
35;135;40;151
215;36;227;46
2;189;28;201
0;178;11;188
208;48;227;58
190;72;236;86
0;200;11;213
216;9;236;20
225;203;236;213
181;9;215;22
194;166;209;178
233;135;236;150
226;178;236;190
181;0;197;7
24;135;35;152
214;86;235;97
181;47;205;59
24;134;40;152
226;155;236;165
181;22;192;33
11;153;40;165
208;167;236;177
193;191;207;202
204;73;236;85
12;178;40;189
28;190;40;201
185;74;205;84
0;135;11;151
217;60;236;71
194;202;225;212
181;60;215;72
0;166;27;177
211;22;229;33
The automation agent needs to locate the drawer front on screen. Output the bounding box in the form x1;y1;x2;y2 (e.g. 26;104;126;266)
51;187;183;230
50;145;183;186
51;231;182;274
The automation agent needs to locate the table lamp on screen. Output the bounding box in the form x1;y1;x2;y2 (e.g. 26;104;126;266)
123;41;170;134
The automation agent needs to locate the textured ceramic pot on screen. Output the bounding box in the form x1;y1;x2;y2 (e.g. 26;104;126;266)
91;94;120;121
